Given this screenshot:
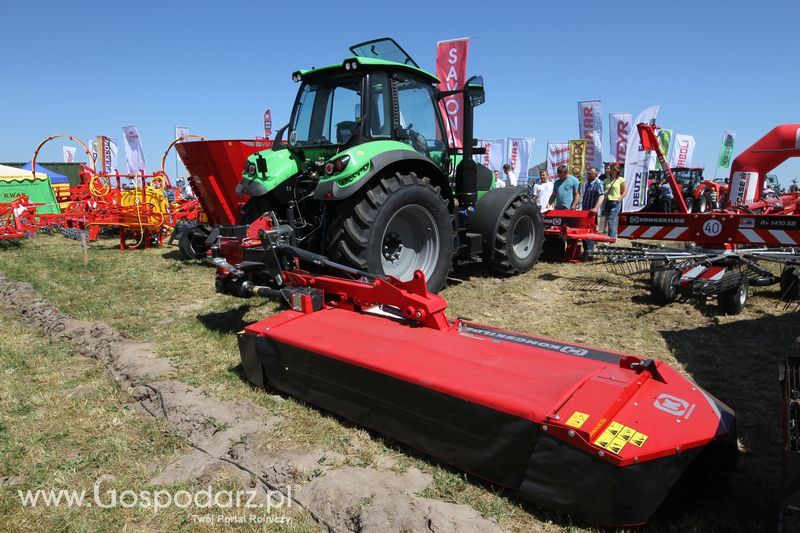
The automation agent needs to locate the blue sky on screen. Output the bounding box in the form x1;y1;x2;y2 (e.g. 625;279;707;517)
2;0;799;183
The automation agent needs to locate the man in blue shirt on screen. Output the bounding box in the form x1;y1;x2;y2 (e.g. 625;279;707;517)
549;165;581;210
658;178;674;212
581;167;605;258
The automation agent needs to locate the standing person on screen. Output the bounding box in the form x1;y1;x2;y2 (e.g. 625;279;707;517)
532;170;554;213
658;178;674;212
503;164;518;186
548;165;581;210
581;167;605;259
602;163;626;240
598;162;611;182
493;169;505;188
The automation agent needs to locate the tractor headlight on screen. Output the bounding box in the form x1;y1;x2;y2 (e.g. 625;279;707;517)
344;60;358;71
291;71;302;82
244;161;257;177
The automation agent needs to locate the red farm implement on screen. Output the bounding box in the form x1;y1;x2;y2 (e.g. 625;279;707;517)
0;134;204;247
600;123;800;313
542;209;614;261
209;222;738;526
0;196;39;239
170;138;273;258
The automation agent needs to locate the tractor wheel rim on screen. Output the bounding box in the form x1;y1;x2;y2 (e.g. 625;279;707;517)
511;215;536;259
381;205;439;281
738;283;747;305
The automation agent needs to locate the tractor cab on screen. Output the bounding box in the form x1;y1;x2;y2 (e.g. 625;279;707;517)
280;38;455;177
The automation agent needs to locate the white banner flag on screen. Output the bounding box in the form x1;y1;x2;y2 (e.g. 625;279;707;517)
97;136;118;174
63;146;76;163
122;125;147;174
609;112;633;163
480;139;506;175
578;100;603;175
622;105;660;212
547;142;570;177
175;125;190;140
507;137;535;186
669;134;696;168
88;139;97;166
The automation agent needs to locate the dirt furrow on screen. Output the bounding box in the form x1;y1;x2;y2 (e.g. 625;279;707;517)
0;272;501;532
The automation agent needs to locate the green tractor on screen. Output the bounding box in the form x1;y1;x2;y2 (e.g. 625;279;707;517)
226;38;543;291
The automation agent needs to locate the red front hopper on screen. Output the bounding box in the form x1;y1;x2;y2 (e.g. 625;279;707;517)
237;272;737;526
176;139;271;225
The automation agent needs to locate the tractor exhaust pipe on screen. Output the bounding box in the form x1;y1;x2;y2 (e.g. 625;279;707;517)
444;75;484;206
456;87;478;205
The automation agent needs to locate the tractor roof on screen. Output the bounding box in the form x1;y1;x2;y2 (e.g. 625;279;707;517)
298;57;439;84
295;38;439;85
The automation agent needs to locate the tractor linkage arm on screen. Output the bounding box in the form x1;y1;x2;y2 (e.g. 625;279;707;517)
213;228;452;331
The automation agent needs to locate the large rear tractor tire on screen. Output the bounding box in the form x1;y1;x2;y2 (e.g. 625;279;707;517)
488;196;544;274
327;172;454;292
718;277;749;315
697;193;709;213
651;268;680;304
179;226;211;260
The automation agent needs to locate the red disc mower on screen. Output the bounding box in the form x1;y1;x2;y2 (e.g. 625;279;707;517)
212;218;738;526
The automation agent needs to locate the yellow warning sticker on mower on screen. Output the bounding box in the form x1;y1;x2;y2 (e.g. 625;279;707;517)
565;411;590;429
630;431;648;447
618;426;636;442
606;436;627;455
593;421;649;455
594;429;616;450
606;421;625;437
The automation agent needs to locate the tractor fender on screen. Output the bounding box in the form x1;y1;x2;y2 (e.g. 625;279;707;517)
313;149;453;206
468;186;530;260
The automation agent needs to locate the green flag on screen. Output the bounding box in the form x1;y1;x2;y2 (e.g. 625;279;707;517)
657;129;673;170
718;130;736;168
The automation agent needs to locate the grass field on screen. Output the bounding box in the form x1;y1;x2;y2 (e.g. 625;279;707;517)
0;234;795;531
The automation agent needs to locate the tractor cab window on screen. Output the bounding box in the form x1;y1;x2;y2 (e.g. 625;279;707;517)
395;76;446;161
290;76;362;147
368;73;392;139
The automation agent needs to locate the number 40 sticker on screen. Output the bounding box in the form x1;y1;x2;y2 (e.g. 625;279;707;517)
702;219;722;237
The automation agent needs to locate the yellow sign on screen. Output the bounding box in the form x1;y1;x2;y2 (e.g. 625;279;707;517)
630;432;648;447
593;421;649;455
568;139;587;182
565;411;590;429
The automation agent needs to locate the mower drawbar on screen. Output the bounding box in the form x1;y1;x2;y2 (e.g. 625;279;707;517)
235;268;736;525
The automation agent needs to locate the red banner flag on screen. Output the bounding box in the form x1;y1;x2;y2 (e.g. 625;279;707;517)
436;38;469;149
263;109;272;139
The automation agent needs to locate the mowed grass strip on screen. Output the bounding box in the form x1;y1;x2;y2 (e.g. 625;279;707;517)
0;235;792;531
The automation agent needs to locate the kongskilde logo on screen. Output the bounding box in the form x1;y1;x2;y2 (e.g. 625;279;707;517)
16;475;296;517
653;393;696;419
462;325;589;356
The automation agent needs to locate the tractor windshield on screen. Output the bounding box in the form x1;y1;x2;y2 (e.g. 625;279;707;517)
350;38;418;67
289;75;363;147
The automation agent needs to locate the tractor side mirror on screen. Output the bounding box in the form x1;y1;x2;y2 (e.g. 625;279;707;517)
465;75;485;107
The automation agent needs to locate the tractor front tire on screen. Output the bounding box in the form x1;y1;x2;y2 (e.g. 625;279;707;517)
488;196;544;274
697;193;709;213
328;172;454;292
